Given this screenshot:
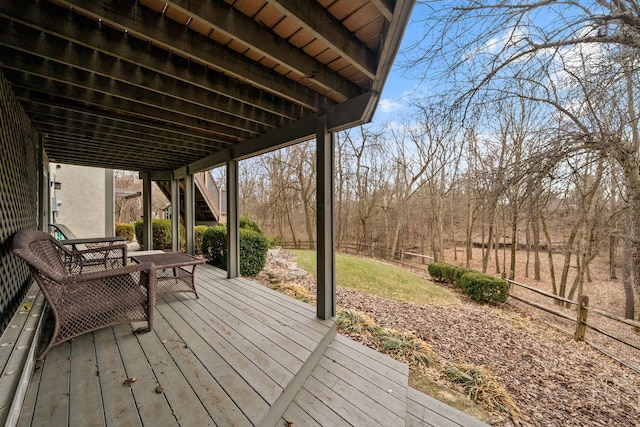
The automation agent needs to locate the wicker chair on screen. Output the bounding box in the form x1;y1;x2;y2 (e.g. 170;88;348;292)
12;230;156;360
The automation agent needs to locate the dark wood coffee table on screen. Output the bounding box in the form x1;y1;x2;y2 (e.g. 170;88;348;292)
130;252;205;299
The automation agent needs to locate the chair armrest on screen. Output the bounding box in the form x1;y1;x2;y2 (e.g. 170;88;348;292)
67;243;128;256
61;236;125;245
61;262;156;283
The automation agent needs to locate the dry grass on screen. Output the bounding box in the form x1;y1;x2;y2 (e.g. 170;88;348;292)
444;363;520;420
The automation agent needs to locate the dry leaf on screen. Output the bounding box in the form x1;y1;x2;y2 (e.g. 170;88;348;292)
123;377;137;386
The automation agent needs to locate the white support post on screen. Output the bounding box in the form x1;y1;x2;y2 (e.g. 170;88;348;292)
316;116;336;320
226;160;239;278
185;174;195;255
171;178;181;252
141;172;153;251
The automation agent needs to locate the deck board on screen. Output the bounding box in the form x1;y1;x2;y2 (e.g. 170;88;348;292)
131;319;215;427
30;341;69;426
92;327;141;427
160;294;286;404
193;282;312;365
407;387;490;427
149;305;252;427
283;333;408;426
112;323;178;427
68;333;104;426
153;297;268;425
13;264;487;427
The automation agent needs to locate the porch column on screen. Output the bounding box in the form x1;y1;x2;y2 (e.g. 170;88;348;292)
141;172;153;250
38;138;48;232
184;174;195;255
316;116;336;320
171;178;181;252
226;160;239;278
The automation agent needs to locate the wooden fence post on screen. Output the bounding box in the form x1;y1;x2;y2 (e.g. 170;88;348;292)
574;295;589;341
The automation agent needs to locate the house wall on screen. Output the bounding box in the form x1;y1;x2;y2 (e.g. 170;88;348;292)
51;165;115;237
0;73;40;333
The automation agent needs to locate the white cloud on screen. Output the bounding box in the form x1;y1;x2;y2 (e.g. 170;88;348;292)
378;98;404;113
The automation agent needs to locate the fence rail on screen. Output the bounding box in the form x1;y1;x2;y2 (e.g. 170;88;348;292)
507;279;640;373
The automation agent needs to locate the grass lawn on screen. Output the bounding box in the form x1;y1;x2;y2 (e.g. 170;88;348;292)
290;250;459;306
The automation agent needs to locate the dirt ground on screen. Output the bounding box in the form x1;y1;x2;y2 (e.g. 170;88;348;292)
259;248;640;426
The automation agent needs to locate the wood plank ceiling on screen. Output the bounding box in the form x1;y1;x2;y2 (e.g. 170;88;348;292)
0;0;415;173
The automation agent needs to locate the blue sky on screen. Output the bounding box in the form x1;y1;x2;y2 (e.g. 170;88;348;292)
373;3;428;123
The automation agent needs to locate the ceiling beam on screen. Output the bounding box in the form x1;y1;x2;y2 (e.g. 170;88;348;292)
186;92;374;173
164;0;358;100
0;1;315;117
18;97;232;145
26;109;222;151
6;73;253;141
55;0;333;111
0;22;287;129
370;0;395;22
32;121;214;156
43;138;185;171
268;0;378;79
1;53;266;136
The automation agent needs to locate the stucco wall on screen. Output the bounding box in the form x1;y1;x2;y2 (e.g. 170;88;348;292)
51;165;114;237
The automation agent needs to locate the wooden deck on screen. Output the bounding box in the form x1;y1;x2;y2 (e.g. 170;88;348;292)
14;264;488;426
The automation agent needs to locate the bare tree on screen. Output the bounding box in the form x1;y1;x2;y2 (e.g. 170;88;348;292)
406;0;640;317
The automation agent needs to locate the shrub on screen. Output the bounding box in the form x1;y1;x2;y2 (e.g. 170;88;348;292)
453;266;473;287
239;228;268;276
194;225;208;255
134;219;185;250
201;225;268;276
239;216;263;234
115;222;134;241
459;272;508;303
428;262;445;281
440;264;457;284
201;225;227;268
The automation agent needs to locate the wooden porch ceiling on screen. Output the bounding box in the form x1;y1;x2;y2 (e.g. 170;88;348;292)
0;0;415;174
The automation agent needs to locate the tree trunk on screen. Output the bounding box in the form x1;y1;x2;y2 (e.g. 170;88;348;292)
525;221;531;278
623;226;636;319
610;234;618;280
540;214;557;295
510;213;518;279
559;223;580;299
494;222;501;274
466;195;474;267
532;211;541;280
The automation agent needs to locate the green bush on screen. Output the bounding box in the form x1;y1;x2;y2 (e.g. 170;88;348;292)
239;216;263;234
201;225;268;276
428;262;445;281
459;272;508;303
134;219;185;250
440;264;457;284
239;228;268;276
201;225;227;268
453;266;473;287
194;225;208;255
115;222;134;241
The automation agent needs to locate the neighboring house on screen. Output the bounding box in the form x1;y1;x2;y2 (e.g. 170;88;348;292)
49;164;115;237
